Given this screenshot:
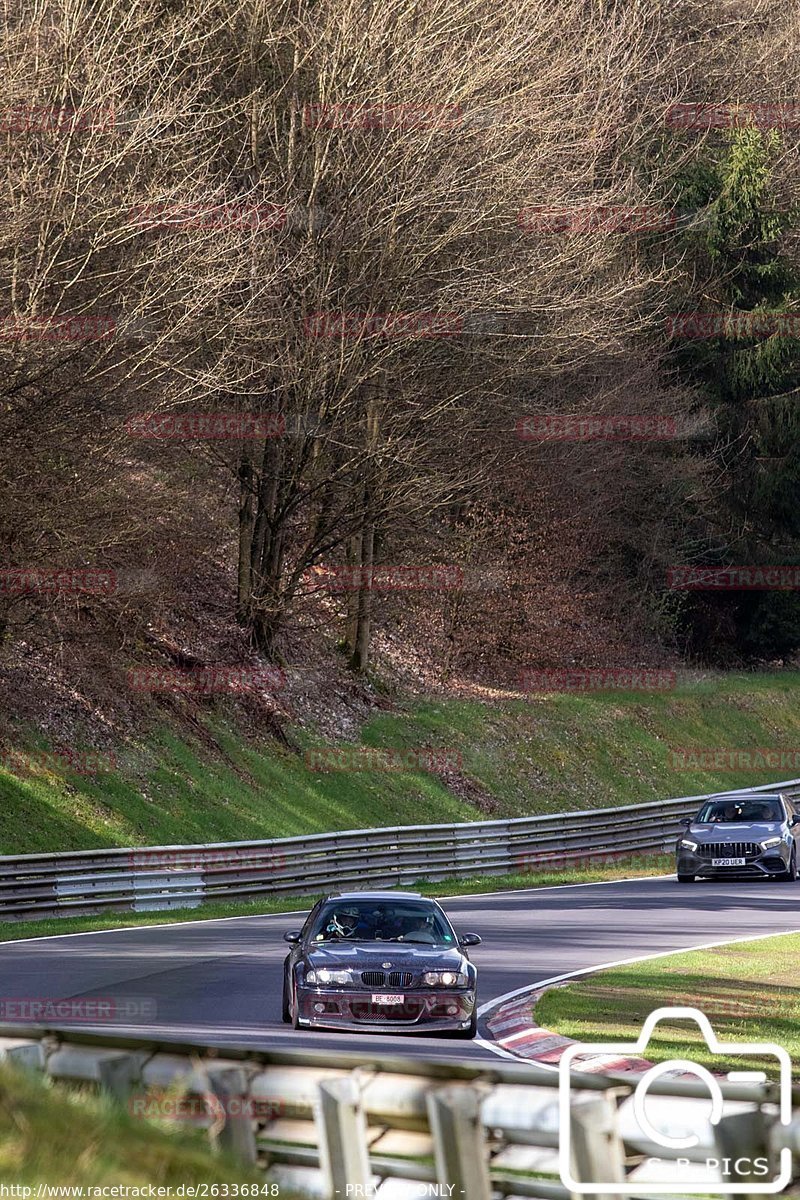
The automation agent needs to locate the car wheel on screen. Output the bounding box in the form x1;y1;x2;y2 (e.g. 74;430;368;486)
677;873;695;883
782;849;798;882
290;978;302;1030
455;1011;478;1039
281;969;291;1023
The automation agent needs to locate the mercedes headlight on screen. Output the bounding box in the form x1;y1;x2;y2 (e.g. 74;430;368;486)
679;838;698;851
761;837;783;849
423;970;469;987
305;968;354;985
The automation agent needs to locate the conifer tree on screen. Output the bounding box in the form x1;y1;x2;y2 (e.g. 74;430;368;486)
671;127;800;658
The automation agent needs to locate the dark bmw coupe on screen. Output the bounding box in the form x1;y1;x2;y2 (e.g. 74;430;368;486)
281;891;481;1036
676;791;800;882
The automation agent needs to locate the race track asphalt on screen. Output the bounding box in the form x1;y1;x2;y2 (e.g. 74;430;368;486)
1;875;799;1064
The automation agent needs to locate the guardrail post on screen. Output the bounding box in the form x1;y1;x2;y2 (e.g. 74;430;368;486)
316;1074;372;1199
0;1041;44;1071
568;1092;626;1200
715;1109;773;1200
96;1053;142;1103
426;1084;491;1200
206;1067;258;1167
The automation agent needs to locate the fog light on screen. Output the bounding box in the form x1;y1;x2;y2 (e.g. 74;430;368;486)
314;1003;325;1013
447;1005;458;1015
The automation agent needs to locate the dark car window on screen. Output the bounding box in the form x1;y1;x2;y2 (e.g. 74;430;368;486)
309;900;456;946
299;900;323;938
696;799;784;823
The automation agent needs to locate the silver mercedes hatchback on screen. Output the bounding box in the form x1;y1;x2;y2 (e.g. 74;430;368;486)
676;792;800;882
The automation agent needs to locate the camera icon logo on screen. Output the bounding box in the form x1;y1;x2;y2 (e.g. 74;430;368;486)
558;1006;792;1194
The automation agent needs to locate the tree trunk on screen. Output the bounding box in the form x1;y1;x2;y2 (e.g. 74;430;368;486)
252;519;285;657
349;509;374;673
236;446;255;622
251;435;282;581
344;530;362;654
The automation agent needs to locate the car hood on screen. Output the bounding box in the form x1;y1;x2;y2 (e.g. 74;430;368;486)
304;942;466;969
688;822;785;840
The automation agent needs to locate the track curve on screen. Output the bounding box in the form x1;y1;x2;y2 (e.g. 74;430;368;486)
2;876;799;1063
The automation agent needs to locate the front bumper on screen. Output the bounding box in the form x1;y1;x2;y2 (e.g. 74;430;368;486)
295;986;476;1033
677;846;791;879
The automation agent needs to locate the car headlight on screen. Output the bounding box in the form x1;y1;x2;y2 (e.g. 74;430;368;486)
679;838;698;851
761;837;783;849
305;968;354;985
422;970;469;987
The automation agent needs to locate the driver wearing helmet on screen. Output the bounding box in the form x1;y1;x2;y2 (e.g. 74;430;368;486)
321;907;359;939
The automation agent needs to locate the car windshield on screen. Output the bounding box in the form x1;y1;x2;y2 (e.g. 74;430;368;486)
696;799;784;823
309;901;456;946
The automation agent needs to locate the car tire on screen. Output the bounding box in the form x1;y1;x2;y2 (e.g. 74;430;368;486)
290;979;302;1030
677;873;695;883
281;970;291;1023
782;849;798;882
455;1011;478;1039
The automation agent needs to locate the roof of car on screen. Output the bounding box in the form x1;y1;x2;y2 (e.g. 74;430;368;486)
707;791;784;800
326;890;425;901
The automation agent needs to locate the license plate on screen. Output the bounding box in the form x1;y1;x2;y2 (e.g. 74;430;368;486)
372;993;404;1004
712;857;746;867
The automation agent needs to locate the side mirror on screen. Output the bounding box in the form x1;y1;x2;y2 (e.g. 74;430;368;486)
283;931;301;944
459;933;482;947
680;818;692;828
791;815;800;827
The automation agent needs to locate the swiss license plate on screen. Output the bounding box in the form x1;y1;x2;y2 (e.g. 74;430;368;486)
372;993;404;1004
712;857;746;867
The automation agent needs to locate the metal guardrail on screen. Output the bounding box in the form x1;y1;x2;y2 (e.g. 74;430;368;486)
1;777;798;922
1;1023;798;1198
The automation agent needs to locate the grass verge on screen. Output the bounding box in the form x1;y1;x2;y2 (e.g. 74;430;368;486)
0;1063;264;1186
535;930;800;1078
0;856;672;944
1;670;800;855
